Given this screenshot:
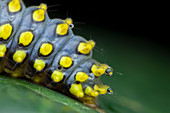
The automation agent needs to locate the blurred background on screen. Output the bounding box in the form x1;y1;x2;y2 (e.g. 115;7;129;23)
1;0;169;113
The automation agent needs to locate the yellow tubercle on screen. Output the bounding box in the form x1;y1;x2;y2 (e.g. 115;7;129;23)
56;23;69;35
78;40;95;54
64;18;73;25
33;9;45;22
38;3;47;10
51;70;64;82
87;40;95;47
0;23;13;40
39;43;53;56
91;64;108;77
85;86;92;95
85;86;99;97
19;31;33;46
75;72;88;82
94;85;109;94
13;50;26;63
8;0;21;13
59;56;72;68
0;45;7;57
33;59;45;71
91;91;99;97
32;3;47;22
69;84;84;98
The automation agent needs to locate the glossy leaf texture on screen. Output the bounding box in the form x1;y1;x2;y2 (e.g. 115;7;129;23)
0;75;98;113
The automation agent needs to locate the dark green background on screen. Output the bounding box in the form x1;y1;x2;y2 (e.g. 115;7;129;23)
74;24;170;113
1;0;169;113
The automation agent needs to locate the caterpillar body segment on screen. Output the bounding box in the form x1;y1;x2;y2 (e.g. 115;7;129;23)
0;0;26;72
24;19;74;79
3;2;50;77
45;35;93;89
0;0;114;108
0;0;5;8
65;59;112;107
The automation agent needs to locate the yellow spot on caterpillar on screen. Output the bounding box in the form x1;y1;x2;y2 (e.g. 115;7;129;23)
64;18;73;25
8;0;21;13
78;40;95;54
69;84;84;98
33;6;46;22
51;70;64;82
0;45;7;57
0;23;12;40
59;56;72;68
13;50;26;63
39;43;53;56
91;90;99;97
75;72;88;82
38;3;47;10
19;31;33;46
33;59;45;71
94;85;109;94
85;86;99;97
56;23;69;35
91;64;108;77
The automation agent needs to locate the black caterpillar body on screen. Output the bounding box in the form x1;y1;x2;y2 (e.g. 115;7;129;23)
0;0;113;108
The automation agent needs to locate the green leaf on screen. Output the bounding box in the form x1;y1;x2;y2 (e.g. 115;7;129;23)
0;74;98;113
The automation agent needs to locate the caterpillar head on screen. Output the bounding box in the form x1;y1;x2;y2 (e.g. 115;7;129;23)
67;59;114;108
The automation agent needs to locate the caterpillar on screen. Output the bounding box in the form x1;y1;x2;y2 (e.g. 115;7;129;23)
0;0;113;108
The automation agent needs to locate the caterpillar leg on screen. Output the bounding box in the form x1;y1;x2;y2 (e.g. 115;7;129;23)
11;66;25;78
33;75;43;84
4;63;25;78
79;96;98;108
0;60;5;73
32;73;46;84
0;65;4;73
